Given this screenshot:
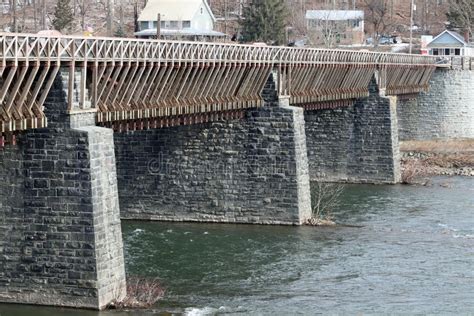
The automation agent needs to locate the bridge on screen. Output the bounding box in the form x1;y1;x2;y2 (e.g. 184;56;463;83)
1;33;436;141
2;33;472;311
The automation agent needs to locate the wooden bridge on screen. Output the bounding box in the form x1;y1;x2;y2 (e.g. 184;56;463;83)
0;32;437;141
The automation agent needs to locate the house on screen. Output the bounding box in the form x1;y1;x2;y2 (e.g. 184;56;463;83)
135;0;225;40
305;10;364;46
427;30;474;57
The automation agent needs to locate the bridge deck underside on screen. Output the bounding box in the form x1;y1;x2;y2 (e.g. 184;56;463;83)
94;61;269;124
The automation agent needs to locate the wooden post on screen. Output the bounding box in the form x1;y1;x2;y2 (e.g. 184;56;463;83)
157;13;161;39
80;62;87;109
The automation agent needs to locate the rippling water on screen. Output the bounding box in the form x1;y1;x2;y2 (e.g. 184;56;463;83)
1;177;473;315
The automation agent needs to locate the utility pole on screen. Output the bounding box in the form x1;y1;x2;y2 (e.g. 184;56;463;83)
409;0;414;54
157;13;161;39
33;0;37;32
106;0;114;36
223;0;228;37
11;0;17;32
41;0;46;30
119;0;124;32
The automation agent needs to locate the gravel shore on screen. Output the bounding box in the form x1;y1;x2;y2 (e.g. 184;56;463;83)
400;140;474;183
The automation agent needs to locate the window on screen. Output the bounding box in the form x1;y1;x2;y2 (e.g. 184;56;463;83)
170;21;178;28
432;48;439;55
153;21;157;28
140;21;148;30
455;48;461;55
444;48;450;55
182;21;191;28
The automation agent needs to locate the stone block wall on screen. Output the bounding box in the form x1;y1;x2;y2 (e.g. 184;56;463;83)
0;74;125;309
304;81;401;184
398;69;474;140
114;105;312;225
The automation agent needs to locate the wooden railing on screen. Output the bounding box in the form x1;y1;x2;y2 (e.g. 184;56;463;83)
0;32;438;136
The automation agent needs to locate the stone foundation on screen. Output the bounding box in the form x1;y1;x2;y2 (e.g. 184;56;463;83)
398;69;474;140
114;103;312;225
304;80;401;184
0;74;126;309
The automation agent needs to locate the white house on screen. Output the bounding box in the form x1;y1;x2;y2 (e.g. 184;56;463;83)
135;0;225;40
427;30;474;57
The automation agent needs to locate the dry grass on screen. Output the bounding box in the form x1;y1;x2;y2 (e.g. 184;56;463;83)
401;159;430;184
401;153;474;184
306;217;337;226
108;277;165;310
423;154;474;168
400;139;474;153
400;139;474;184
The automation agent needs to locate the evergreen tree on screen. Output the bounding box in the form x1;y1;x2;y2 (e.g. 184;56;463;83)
446;0;473;41
240;0;288;45
52;0;74;32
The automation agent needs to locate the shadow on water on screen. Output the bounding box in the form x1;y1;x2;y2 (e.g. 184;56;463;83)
1;177;473;315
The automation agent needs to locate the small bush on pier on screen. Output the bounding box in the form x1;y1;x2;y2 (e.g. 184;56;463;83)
306;182;344;226
109;277;165;309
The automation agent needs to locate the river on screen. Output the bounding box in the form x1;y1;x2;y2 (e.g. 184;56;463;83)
1;177;473;315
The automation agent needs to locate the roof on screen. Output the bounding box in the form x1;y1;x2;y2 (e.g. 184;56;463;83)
305;10;364;20
427;30;467;48
135;28;225;37
138;0;216;22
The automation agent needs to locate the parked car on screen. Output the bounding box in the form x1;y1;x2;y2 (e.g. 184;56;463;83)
379;36;394;45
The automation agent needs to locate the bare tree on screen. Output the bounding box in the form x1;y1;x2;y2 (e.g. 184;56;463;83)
284;0;306;41
307;182;344;226
363;0;394;46
212;0;245;37
76;0;88;31
307;10;351;48
447;0;473;41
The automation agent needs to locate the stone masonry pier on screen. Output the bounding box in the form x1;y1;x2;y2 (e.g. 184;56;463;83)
0;75;126;309
114;91;312;225
398;67;474;141
304;79;401;184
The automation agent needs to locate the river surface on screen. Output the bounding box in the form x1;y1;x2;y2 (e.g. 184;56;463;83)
1;177;473;315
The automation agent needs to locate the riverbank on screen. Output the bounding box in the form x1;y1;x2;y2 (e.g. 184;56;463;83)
400;140;474;183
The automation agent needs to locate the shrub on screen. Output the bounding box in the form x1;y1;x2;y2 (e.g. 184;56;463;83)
108;276;165;309
306;182;344;226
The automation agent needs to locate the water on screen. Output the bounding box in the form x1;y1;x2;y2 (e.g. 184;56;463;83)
1;177;473;315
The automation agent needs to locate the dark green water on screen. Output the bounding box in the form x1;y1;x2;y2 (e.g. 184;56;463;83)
1;177;473;315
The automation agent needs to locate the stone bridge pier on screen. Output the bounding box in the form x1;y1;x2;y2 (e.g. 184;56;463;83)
397;65;474;141
303;78;401;184
0;73;126;309
114;75;312;225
